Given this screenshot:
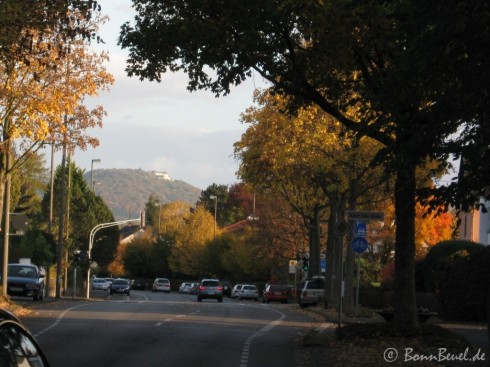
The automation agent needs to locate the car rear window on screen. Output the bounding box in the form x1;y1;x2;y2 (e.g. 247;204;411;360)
271;285;287;290
157;279;169;284
202;280;219;287
113;280;127;285
243;285;257;290
306;279;324;289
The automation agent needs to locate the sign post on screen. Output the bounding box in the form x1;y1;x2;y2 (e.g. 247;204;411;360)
345;212;385;318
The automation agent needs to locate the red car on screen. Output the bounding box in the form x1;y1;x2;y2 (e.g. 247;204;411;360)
262;284;289;304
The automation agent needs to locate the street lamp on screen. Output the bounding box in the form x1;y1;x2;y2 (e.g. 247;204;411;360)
90;159;101;191
210;195;217;239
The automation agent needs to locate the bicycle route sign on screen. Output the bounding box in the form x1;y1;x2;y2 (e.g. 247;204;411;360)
351;236;369;253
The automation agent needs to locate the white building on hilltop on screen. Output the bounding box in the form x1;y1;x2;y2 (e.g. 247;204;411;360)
152;171;172;181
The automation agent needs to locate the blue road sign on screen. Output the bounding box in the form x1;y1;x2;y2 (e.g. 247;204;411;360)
355;221;366;237
351;236;368;253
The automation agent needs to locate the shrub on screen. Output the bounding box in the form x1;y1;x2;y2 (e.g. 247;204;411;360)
420;240;489;321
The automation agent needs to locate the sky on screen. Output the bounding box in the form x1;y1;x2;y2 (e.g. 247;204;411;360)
66;1;267;190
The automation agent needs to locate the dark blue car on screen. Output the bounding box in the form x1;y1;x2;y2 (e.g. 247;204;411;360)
6;264;45;301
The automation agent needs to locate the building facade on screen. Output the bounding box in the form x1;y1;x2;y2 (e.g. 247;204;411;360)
458;200;490;246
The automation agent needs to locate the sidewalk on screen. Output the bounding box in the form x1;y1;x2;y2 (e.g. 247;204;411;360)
439;321;489;357
303;305;489;359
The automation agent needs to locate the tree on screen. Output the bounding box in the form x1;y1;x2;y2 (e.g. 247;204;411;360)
169;205;215;276
0;6;113;230
119;0;488;328
144;195;160;227
40;161;118;273
235;90;389;308
0;1;103;65
121;232;171;278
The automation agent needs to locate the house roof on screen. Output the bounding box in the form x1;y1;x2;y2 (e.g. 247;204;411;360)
223;220;249;234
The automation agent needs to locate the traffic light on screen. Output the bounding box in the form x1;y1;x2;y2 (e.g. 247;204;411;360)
302;257;309;272
72;250;81;265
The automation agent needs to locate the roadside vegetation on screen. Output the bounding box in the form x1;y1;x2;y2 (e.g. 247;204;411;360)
0;2;487;359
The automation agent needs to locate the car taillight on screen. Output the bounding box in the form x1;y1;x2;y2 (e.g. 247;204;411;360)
217;286;223;291
199;285;205;290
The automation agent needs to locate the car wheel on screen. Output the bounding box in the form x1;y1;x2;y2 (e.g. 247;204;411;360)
254;298;258;302
197;296;202;302
218;297;223;303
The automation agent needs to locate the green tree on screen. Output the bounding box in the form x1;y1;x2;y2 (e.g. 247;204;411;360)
144;195;160;227
40;160;118;273
198;183;252;227
122;234;171;278
119;0;488;328
10;151;48;219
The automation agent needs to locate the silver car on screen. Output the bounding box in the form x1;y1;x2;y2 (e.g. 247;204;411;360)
92;278;110;291
231;284;244;299
238;285;259;301
196;279;223;302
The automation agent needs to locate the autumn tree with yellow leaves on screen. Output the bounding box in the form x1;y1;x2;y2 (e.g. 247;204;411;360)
235;90;390;307
0;8;114;228
169;205;216;276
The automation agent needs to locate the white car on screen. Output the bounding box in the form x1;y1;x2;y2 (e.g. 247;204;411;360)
152;278;171;293
238;285;259;301
92;278;110;291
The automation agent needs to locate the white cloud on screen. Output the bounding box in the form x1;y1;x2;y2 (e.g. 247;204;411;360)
69;0;268;190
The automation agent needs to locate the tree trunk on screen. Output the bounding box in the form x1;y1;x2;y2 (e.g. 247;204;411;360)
393;161;419;329
0;131;9;285
308;204;321;278
325;195;346;309
324;208;337;308
344;182;358;311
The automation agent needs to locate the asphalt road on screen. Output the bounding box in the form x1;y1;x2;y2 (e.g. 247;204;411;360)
20;290;326;367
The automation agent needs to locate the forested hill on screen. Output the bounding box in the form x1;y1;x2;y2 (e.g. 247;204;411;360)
84;168;202;220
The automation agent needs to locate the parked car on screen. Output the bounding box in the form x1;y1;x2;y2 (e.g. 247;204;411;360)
238;285;259;301
219;279;232;297
299;276;325;308
0;308;50;366
92;278;110;291
5;263;45;301
231;284;244;299
110;279;131;295
179;282;192;294
152;278;171;293
196;279;223;302
263;284;289;304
